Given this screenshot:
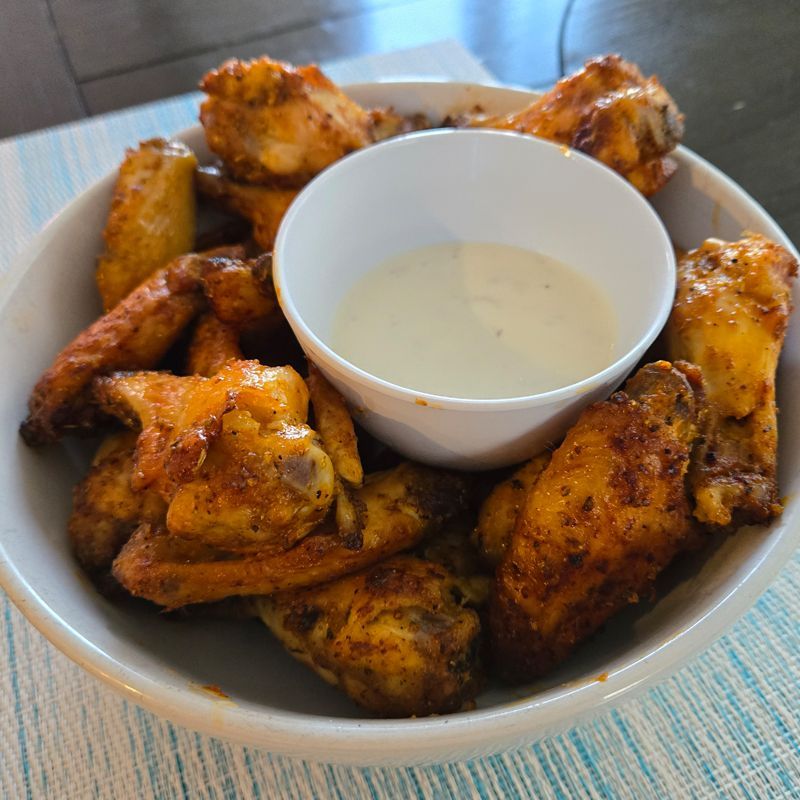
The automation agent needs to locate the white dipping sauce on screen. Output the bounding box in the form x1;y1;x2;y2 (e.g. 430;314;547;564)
330;242;617;399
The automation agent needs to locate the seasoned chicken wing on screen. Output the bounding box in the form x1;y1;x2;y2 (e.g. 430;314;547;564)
112;463;469;608
200;57;372;185
201;253;278;328
460;55;683;195
667;235;797;527
97;138;197;310
473;454;551;568
196;166;298;251
254;555;483;717
68;432;166;577
20;253;205;446
491;361;703;682
185;312;243;377
95;360;334;551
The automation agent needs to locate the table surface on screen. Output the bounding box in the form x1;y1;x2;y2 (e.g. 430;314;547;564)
1;39;799;800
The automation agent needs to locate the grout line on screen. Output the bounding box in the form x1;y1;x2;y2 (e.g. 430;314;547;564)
77;0;419;84
42;0;90;116
557;0;579;76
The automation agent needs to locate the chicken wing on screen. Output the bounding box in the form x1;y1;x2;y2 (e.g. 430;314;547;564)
95;360;334;552
459;55;683;196
20;253;205;446
96;138;197;310
253;555;483;717
473;453;551;569
201;253;278;328
667;235;797;527
111;462;469;608
196;166;298;251
200;57;372;185
490;361;703;683
68;432;166;577
185;312;243;377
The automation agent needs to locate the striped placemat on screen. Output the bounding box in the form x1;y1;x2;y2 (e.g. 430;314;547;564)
1;40;798;799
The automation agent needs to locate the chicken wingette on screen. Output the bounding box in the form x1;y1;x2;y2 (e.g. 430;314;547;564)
491;361;703;683
459;55;683;196
95;360;335;551
185;312;243;378
254;555;483;717
200;57;373;185
96;138;197;310
667;235;797;527
111;462;470;608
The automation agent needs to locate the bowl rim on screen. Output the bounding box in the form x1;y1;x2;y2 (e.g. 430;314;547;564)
273;126;677;410
1;79;799;764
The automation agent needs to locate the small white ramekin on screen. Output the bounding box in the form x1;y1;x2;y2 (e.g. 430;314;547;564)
274;128;675;469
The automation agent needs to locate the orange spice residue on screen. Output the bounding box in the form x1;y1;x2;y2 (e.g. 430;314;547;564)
201;684;230;699
415;398;429;406
596;672;609;683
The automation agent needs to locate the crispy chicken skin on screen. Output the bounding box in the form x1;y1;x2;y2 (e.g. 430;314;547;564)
185;312;243;377
201;254;278;327
95;361;333;551
490;362;703;683
97;138;197;311
196;165;298;251
112;463;469;608
460;55;683;195
473;454;551;568
199;57;372;185
68;432;166;576
667;235;797;527
254;555;483;717
20;254;205;446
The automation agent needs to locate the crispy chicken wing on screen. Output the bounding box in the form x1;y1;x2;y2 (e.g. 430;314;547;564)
253;555;483;717
473;454;551;569
667;235;797;526
95;360;334;551
201;253;278;328
96;138;197;310
200;57;372;185
68;432;166;577
185;312;243;377
20;253;205;446
196;166;298;251
460;55;683;195
112;463;469;608
490;361;703;682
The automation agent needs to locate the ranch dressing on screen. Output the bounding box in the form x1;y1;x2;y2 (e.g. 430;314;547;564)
330;241;617;399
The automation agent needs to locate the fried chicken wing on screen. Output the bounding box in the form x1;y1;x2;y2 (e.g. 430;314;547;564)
95;360;334;551
491;361;703;682
68;432;166;577
667;235;797;526
185;312;243;377
200;57;372;185
112;463;469;608
253;555;483;717
460;55;683;195
473;454;551;569
201;253;278;327
20;254;205;446
96;138;197;310
196;165;298;251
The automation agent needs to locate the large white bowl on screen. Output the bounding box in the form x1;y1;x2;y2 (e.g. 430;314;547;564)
0;81;798;766
274;128;675;470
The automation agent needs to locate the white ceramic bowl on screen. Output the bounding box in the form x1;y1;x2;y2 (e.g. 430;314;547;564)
274;128;675;469
0;81;799;766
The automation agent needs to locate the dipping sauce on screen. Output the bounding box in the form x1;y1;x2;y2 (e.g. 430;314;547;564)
330;242;617;399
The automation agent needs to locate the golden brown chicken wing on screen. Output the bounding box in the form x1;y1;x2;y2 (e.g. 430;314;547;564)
20;253;205;446
185;312;243;377
201;253;278;328
667;235;797;527
200;57;372;186
490;361;703;683
68;432;166;577
112;462;469;608
460;55;683;195
253;555;483;717
96;138;197;310
473;453;551;569
196;165;298;251
95;360;334;552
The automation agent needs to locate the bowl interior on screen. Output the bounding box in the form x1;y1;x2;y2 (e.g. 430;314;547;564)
276;128;675;394
0;82;799;765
